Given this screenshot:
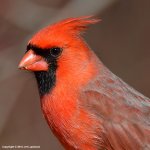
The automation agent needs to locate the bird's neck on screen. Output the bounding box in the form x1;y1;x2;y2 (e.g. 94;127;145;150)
41;85;101;150
37;50;102;149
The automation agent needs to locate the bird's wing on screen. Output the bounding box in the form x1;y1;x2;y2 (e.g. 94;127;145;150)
81;69;150;150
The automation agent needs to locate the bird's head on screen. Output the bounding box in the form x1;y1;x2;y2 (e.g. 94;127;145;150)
19;16;100;96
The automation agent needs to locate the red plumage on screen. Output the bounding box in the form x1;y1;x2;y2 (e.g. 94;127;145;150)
19;16;150;150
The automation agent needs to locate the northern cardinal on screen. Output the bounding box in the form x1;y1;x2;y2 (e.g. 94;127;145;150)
19;16;150;150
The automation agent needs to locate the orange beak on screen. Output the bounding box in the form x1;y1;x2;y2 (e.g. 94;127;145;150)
18;50;48;71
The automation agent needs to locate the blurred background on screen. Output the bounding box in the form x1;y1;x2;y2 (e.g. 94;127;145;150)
0;0;150;149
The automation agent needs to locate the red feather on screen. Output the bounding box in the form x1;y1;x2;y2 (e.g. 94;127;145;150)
19;16;150;150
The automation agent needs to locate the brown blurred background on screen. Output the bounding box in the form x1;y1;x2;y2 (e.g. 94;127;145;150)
0;0;150;149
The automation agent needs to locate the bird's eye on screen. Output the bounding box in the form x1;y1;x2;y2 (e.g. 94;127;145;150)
50;47;62;57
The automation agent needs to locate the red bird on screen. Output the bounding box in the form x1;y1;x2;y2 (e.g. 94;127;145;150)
19;16;150;150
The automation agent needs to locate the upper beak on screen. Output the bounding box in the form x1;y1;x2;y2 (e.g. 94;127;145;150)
18;50;48;71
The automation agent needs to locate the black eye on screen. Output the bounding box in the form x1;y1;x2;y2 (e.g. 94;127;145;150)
50;47;62;57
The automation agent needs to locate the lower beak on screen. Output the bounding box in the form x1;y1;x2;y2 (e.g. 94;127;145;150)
18;50;48;71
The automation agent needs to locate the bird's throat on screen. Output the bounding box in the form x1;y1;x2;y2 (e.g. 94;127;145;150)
34;61;57;97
